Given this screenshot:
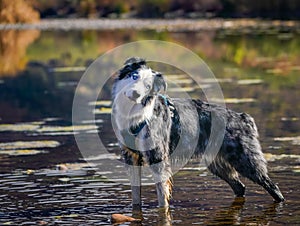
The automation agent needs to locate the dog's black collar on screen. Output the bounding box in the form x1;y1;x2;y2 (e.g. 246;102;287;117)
141;95;153;106
129;96;153;136
130;121;147;136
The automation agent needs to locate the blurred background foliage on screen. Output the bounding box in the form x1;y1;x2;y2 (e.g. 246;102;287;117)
0;0;39;23
1;0;300;21
0;0;299;76
24;30;300;76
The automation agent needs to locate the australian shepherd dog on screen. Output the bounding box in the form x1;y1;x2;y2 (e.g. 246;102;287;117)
112;57;284;210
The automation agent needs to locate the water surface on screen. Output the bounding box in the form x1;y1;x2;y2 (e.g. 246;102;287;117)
0;24;299;225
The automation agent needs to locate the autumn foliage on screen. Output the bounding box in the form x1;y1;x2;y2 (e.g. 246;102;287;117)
0;0;40;23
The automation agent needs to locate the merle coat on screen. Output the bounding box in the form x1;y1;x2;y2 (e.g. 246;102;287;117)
112;57;284;209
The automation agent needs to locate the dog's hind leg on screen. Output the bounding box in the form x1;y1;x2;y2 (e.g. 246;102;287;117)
234;161;284;202
208;161;246;197
226;148;285;202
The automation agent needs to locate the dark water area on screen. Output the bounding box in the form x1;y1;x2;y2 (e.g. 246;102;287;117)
0;23;300;225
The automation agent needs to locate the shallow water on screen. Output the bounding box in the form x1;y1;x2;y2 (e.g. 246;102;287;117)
0;24;300;225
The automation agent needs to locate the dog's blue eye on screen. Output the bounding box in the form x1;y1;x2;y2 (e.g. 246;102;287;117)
131;73;139;80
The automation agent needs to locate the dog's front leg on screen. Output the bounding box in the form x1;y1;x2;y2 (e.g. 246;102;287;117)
122;147;142;211
156;178;172;207
150;162;173;208
129;165;142;211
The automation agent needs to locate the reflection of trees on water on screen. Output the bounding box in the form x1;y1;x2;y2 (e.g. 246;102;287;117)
0;30;40;76
0;0;40;76
0;66;78;122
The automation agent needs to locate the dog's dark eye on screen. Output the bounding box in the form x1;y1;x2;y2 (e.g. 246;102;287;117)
131;72;139;80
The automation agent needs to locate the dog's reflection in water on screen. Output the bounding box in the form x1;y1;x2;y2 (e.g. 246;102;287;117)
205;198;283;225
128;198;282;225
130;207;172;226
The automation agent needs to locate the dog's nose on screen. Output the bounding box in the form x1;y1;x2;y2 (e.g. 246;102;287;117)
132;90;140;99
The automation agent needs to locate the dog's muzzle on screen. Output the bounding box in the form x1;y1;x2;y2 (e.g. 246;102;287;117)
125;90;140;102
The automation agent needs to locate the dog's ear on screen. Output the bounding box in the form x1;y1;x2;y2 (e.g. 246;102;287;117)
153;73;167;94
124;57;146;66
119;57;146;80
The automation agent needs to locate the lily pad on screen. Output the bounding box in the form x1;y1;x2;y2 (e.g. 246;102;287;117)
0;149;47;156
83;153;119;161
88;100;112;107
292;166;300;173
0;140;60;150
211;98;256;104
37;125;97;133
281;117;299;121
93;107;112;114
168;87;195;92
0;122;43;132
264;153;300;162
274;136;300;145
56;162;95;171
81;119;103;124
0;122;98;136
237;79;263;85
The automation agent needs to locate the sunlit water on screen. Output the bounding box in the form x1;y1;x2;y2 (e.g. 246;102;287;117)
0;26;300;225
